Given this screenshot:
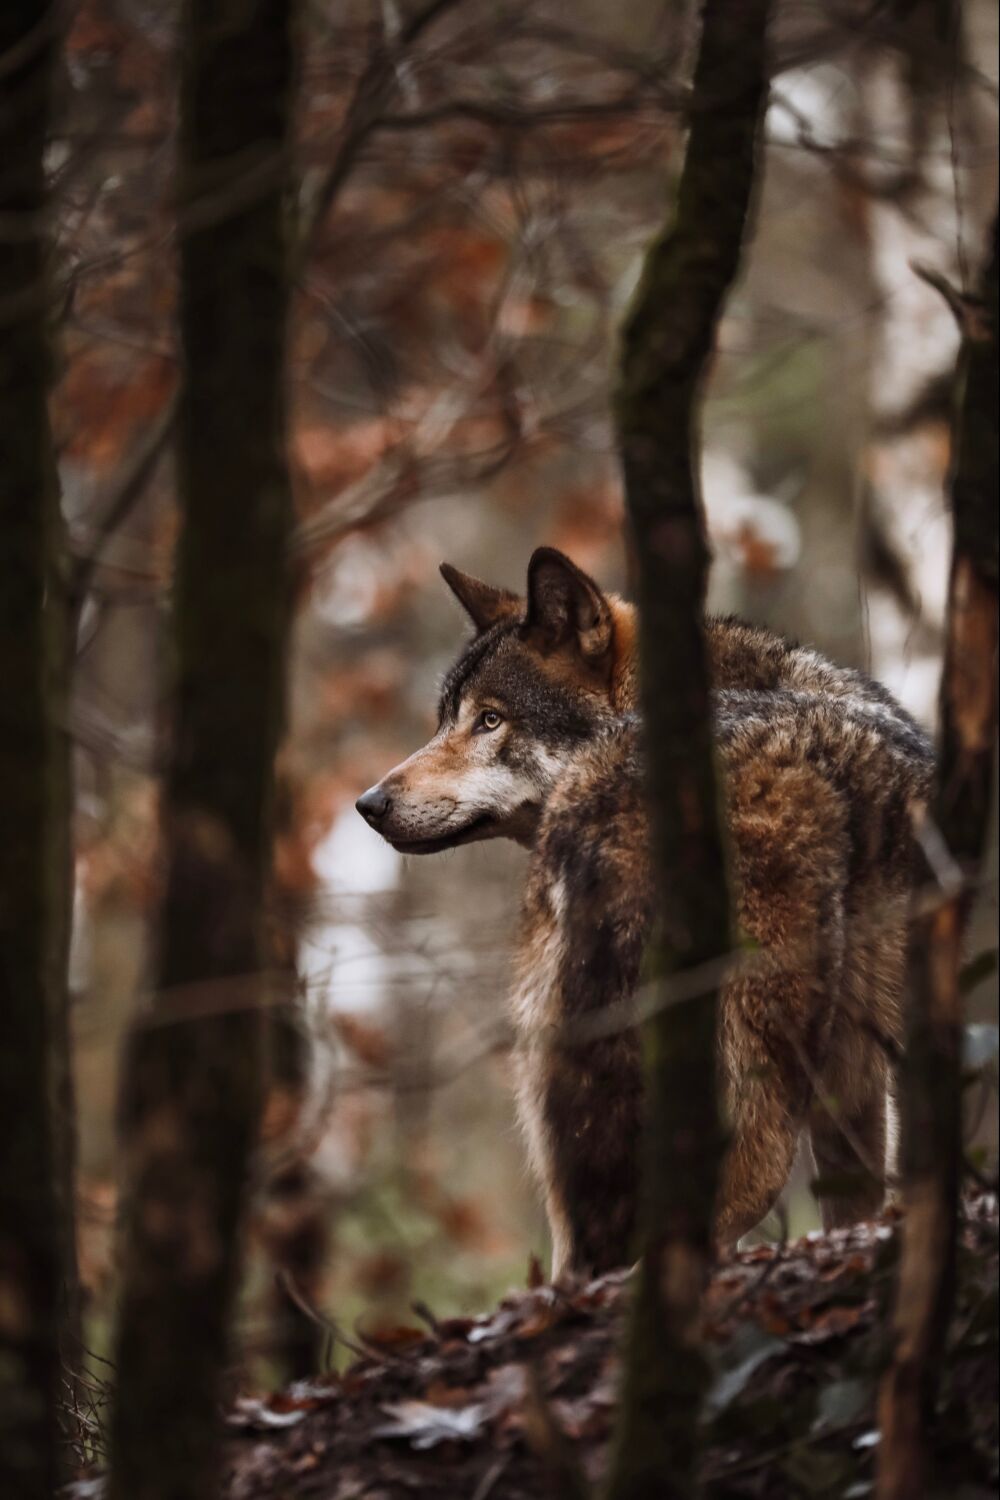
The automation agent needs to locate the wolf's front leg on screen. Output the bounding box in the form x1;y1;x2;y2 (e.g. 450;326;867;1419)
516;1034;642;1281
511;770;651;1281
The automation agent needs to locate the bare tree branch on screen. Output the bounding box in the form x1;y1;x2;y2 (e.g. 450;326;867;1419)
69;394;177;608
299;0;468;255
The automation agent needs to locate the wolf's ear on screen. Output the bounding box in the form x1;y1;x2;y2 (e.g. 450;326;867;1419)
440;563;520;633
523;548;613;664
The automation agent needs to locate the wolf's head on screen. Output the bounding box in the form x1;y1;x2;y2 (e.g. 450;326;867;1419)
356;548;636;853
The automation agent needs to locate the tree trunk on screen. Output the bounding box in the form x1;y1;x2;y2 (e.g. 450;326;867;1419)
605;4;770;1498
876;215;998;1500
0;6;73;1496
107;3;299;1497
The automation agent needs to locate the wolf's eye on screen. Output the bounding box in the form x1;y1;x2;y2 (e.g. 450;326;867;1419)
475;709;503;733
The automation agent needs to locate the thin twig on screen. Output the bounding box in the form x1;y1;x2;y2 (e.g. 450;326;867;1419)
910;259;987;339
299;0;467;256
70;396;177;606
274;1269;369;1362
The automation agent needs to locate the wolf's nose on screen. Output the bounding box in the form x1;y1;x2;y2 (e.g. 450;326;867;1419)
356;785;391;825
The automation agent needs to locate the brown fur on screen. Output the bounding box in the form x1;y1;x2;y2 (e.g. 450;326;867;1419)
357;551;934;1279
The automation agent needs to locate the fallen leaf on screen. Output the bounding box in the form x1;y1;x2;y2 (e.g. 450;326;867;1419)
423;1380;477;1408
793;1301;875;1344
483;1362;528;1417
228;1396;308;1432
705;1325;785;1417
374;1399;487;1449
811;1376;871;1431
515;1305;560;1341
468;1306;519;1344
359;1323;427;1351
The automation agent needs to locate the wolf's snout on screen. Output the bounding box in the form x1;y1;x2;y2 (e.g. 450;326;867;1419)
356;785;392;826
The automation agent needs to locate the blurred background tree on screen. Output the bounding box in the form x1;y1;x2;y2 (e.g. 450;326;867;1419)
105;1;298;1497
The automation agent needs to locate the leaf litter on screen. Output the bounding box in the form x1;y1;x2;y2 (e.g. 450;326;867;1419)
215;1193;994;1498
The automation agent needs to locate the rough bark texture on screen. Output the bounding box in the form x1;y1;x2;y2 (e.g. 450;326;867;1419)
107;4;298;1498
0;8;70;1497
876;215;999;1500
605;3;770;1497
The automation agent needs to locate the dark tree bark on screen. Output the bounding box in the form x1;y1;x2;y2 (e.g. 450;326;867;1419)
605;3;770;1498
877;215;999;1500
0;7;75;1496
107;3;299;1497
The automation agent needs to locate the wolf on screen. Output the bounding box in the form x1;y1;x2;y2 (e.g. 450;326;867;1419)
356;548;934;1279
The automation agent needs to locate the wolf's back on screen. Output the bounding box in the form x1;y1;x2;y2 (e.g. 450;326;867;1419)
532;669;932;942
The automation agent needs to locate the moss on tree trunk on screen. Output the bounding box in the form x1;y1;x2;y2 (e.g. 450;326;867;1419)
877;214;999;1500
605;3;770;1497
107;4;299;1497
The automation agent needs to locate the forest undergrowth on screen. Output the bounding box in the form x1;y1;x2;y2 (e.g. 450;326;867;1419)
66;1193;999;1500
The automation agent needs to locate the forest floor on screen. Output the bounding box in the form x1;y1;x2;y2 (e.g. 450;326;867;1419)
221;1194;998;1500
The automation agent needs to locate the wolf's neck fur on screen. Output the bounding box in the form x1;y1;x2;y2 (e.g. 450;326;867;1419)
608;597;640;711
607;595;776;712
608;597;930;751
